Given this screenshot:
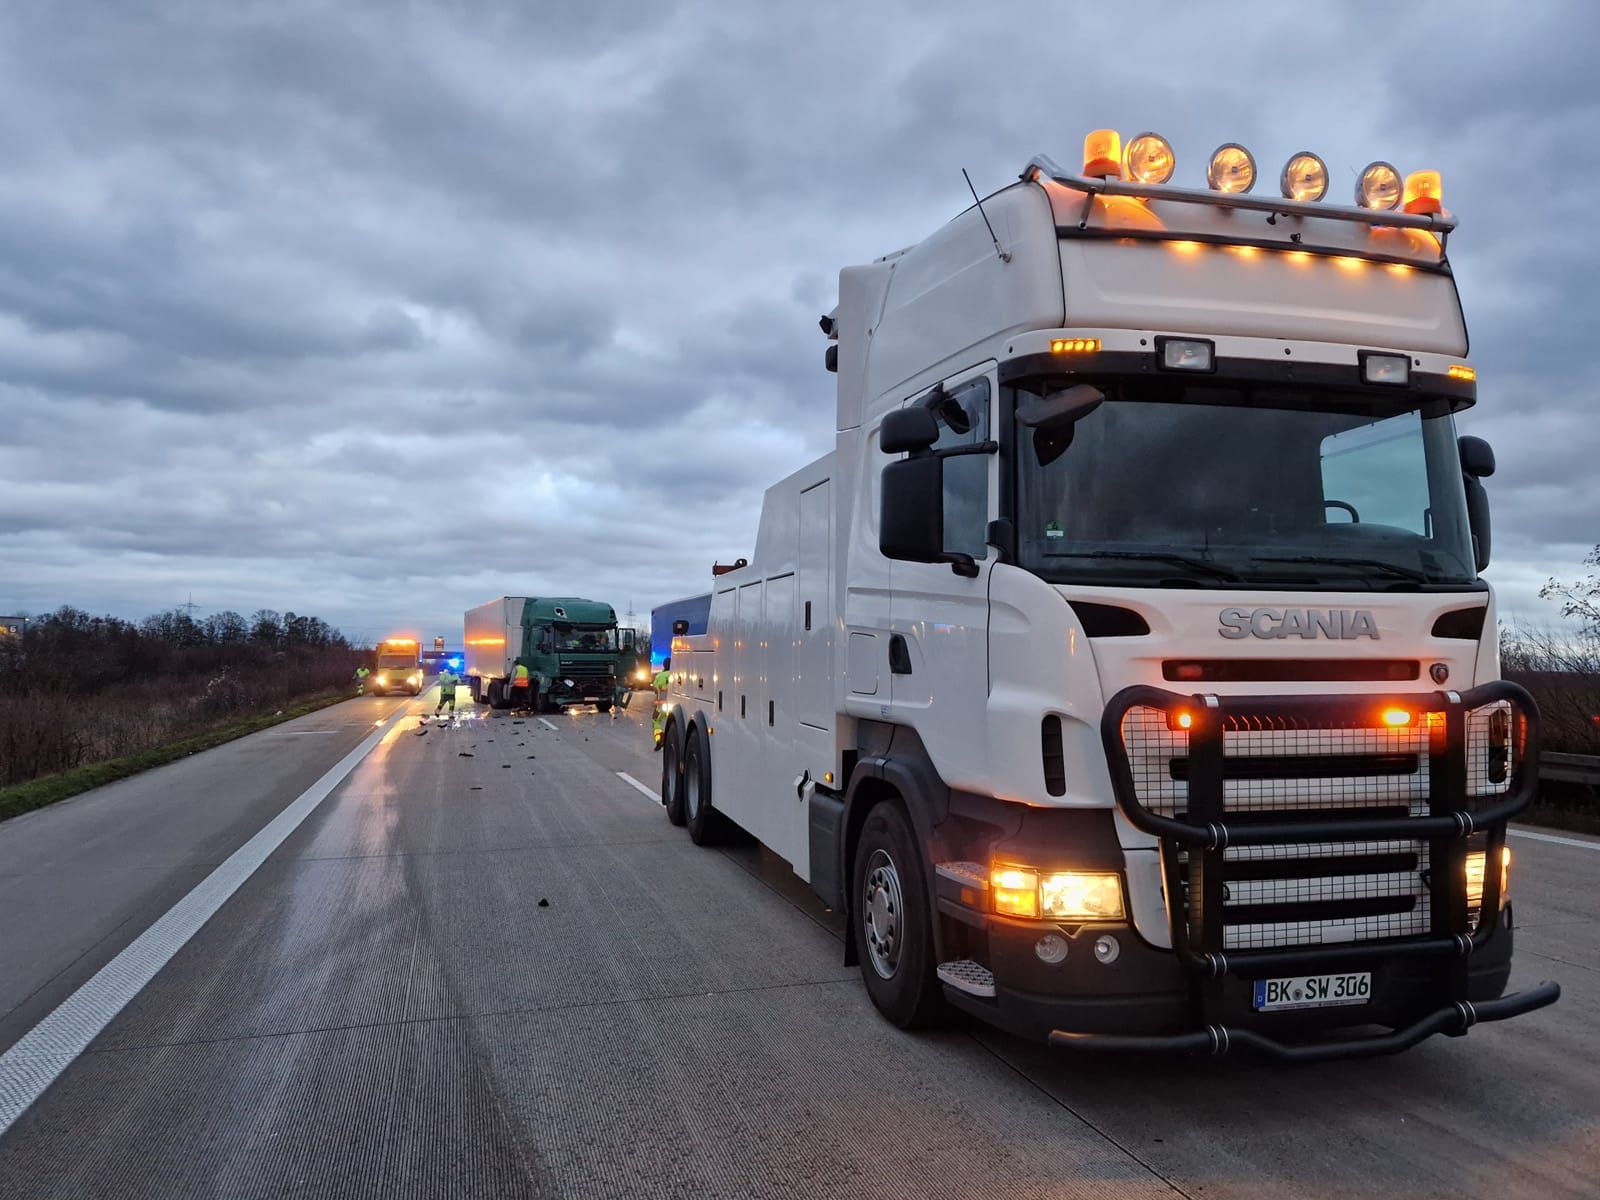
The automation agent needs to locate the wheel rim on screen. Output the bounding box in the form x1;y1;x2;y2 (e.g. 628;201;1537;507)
862;848;904;979
685;760;701;820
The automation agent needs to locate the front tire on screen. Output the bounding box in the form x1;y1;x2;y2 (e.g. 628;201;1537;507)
596;699;613;713
850;800;947;1030
661;725;686;826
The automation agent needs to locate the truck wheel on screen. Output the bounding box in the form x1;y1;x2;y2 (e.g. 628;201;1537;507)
851;800;948;1030
683;727;722;846
488;679;505;709
596;699;613;713
661;726;686;826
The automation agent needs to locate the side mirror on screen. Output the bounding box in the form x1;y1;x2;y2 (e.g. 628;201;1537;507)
880;406;940;455
880;455;944;563
1458;435;1494;571
1459;435;1496;478
1463;474;1491;571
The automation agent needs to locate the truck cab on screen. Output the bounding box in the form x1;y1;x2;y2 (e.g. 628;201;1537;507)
370;638;422;696
659;133;1557;1060
524;598;621;711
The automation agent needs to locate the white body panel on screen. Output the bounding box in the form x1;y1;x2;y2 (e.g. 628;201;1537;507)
463;597;524;682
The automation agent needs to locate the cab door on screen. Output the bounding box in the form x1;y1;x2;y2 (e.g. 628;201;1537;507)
887;363;997;792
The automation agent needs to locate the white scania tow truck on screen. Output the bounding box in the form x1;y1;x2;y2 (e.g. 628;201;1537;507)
658;131;1559;1060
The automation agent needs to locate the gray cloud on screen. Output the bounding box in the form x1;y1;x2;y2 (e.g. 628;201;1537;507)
0;0;1595;644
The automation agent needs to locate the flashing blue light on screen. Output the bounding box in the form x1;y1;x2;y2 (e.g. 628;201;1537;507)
449;656;462;669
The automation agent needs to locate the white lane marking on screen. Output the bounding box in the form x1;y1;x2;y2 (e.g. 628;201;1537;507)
0;699;419;1134
537;718;559;732
1509;827;1600;852
617;772;660;806
273;731;340;736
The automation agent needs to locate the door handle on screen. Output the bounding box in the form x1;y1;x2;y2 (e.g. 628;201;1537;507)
888;634;913;675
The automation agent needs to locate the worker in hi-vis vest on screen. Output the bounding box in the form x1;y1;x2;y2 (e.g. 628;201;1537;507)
355;665;371;695
651;657;671;749
435;667;457;714
510;661;531;707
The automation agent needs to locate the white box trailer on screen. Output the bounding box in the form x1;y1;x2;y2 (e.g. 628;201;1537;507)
658;133;1557;1060
463;596;525;696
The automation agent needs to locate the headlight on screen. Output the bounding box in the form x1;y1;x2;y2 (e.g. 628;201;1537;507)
991;866;1125;921
409;673;421;686
375;673;388;686
1466;847;1511;910
1040;871;1126;920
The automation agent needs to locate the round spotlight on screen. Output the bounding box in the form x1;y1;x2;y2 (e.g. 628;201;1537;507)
1355;161;1402;210
1281;151;1329;202
1093;935;1121;965
1123;132;1175;185
1206;143;1256;194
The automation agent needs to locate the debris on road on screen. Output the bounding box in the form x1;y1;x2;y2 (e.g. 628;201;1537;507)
458;752;474;757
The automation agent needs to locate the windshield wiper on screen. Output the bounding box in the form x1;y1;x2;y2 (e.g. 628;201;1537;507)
1046;550;1243;582
1248;554;1431;584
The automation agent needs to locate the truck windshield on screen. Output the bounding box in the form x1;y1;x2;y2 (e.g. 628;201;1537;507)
377;652;415;670
552;625;618;652
1015;382;1477;589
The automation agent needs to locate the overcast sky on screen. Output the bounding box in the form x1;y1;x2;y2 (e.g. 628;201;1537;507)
0;0;1595;644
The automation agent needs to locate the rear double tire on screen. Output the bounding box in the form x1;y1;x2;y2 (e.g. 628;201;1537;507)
682;727;722;846
661;725;686;826
850;799;948;1029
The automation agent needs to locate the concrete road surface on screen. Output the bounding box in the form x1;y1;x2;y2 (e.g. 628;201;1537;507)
0;686;1595;1198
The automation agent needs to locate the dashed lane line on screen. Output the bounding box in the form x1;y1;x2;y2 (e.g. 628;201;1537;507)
617;772;661;806
537;717;559;732
0;696;422;1135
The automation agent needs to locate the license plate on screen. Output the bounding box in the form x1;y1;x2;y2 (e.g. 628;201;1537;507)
1253;972;1371;1012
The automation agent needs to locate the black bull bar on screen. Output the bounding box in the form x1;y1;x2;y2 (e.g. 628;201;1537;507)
1049;680;1559;1061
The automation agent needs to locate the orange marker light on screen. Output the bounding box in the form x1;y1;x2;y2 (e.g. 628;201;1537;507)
1448;364;1477;382
1381;708;1412;727
1083;129;1123;179
1403;170;1443;215
1174;710;1194;730
1050;337;1101;353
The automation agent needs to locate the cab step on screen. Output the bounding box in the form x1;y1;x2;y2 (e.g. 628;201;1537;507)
936;959;996;998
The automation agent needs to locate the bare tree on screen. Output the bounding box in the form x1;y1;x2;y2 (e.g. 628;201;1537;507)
1542;545;1600;638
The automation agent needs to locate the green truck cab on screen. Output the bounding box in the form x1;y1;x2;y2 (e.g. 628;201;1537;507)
521;598;621;712
466;597;621;712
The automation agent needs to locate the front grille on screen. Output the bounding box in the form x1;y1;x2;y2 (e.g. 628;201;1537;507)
1123;706;1437;950
558;658;614;679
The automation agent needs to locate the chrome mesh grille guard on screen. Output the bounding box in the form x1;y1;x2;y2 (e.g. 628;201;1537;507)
1100;681;1539;981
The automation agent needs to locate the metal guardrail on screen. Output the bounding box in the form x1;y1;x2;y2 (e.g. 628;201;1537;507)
1541;752;1600;786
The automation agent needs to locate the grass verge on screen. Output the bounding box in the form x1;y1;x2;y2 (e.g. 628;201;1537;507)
0;690;353;823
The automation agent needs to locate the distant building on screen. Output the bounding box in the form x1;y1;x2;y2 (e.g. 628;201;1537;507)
0;616;25;639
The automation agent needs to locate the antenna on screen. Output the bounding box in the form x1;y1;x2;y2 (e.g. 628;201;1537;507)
963;169;1010;264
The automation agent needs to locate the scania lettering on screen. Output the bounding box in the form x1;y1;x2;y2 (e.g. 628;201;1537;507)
1218;608;1381;640
658;130;1557;1060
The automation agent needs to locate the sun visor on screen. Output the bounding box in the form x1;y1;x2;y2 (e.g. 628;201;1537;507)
1046;188;1468;355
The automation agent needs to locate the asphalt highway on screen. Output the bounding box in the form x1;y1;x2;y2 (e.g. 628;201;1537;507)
0;686;1595;1198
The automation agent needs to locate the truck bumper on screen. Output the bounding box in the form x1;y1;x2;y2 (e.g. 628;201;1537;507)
939;896;1556;1059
